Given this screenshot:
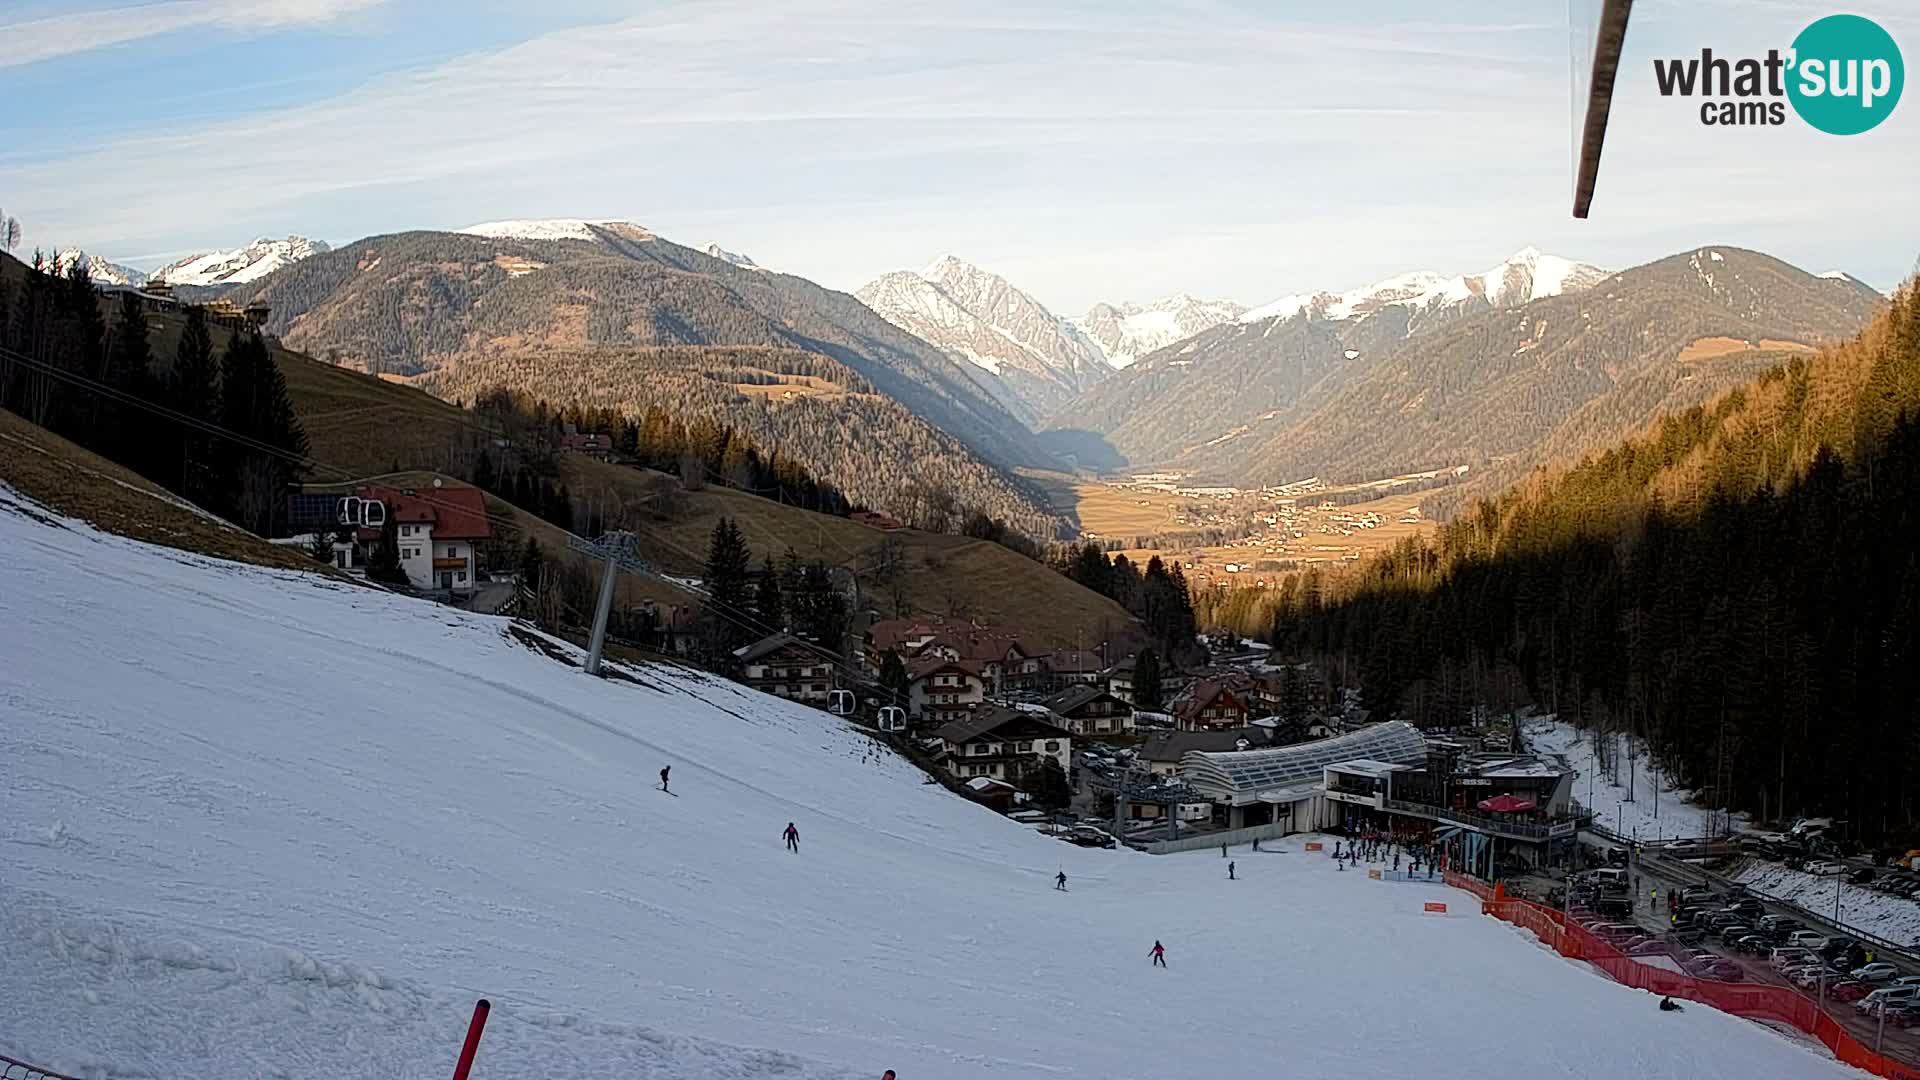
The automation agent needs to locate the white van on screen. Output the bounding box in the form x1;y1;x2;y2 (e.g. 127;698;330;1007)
1785;930;1829;950
1858;986;1920;1014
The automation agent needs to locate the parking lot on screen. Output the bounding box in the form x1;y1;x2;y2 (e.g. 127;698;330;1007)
1577;849;1920;1064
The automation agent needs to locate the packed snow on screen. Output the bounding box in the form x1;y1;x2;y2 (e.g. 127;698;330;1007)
1524;715;1735;841
0;491;1859;1080
152;236;328;286
1735;863;1920;949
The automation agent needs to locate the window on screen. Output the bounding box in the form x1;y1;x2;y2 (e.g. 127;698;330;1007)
1045;741;1060;752
1017;741;1032;752
455;572;466;583
971;744;988;756
446;546;457;558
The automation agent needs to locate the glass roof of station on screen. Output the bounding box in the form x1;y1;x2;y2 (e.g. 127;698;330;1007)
1183;721;1428;796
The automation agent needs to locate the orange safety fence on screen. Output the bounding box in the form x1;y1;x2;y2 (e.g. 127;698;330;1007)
1449;875;1920;1080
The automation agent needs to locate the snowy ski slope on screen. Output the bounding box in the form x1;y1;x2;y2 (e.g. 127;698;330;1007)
0;488;1857;1079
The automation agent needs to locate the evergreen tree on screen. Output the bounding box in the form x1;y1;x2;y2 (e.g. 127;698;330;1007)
517;536;545;588
1133;648;1163;711
101;291;154;467
793;560;850;652
169;305;220;507
705;517;753;616
366;512;408;586
752;553;784;632
216;330;309;533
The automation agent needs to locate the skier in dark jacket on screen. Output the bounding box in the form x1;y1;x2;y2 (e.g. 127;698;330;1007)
1055;871;1068;891
659;766;670;792
1228;861;1236;881
1149;941;1166;967
1659;996;1683;1012
784;822;799;852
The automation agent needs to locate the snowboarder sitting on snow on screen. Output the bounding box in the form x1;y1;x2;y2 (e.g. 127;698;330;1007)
783;822;800;852
1149;941;1166;967
1659;996;1683;1012
659;765;670;792
1055;871;1068;891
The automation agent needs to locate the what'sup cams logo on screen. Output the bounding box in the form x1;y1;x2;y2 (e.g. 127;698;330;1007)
1654;13;1903;133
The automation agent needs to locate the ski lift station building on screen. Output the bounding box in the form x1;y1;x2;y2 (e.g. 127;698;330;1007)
1180;721;1430;832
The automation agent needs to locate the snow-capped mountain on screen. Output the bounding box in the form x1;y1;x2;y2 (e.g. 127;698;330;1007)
1076;294;1245;369
704;243;765;271
53;249;147;287
153;236;329;287
856;255;1110;420
1239;248;1609;328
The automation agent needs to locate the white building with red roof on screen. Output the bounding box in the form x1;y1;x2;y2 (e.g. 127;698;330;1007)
348;484;492;593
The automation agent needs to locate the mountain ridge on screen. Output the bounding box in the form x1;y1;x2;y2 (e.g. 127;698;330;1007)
856;255;1111;421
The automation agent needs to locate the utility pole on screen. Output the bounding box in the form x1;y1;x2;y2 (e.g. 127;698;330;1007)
569;530;650;677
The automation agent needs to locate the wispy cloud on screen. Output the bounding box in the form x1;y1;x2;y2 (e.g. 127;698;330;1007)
7;0;1916;309
0;0;385;68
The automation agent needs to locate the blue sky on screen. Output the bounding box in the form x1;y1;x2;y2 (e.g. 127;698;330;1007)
1;0;1914;312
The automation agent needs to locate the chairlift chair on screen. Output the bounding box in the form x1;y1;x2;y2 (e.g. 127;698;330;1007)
362;498;387;528
827;689;856;716
337;495;363;527
877;706;908;733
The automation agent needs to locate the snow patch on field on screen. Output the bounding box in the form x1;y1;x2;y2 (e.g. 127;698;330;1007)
0;488;1862;1080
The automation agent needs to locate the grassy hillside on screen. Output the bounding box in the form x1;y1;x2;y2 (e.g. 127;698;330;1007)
142;311;1137;647
0;408;328;574
553;456;1140;648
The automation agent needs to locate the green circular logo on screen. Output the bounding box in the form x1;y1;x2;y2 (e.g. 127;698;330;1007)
1788;14;1903;135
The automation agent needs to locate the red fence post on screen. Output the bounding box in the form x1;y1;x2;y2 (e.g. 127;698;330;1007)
452;998;491;1080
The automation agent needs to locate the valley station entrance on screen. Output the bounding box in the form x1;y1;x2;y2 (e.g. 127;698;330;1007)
1323;743;1579;874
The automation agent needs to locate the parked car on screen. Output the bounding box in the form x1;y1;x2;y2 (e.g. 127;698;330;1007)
1805;860;1845;876
1786;930;1830;950
1853;962;1899;982
1850;867;1878;885
1772;948;1816;970
1884;1003;1920;1029
1734;935;1771;957
1702;960;1746;981
1791;967;1830;990
1891;975;1920;988
1859;987;1920;1014
1629;939;1669;956
1718;923;1754;945
1831;981;1872;1003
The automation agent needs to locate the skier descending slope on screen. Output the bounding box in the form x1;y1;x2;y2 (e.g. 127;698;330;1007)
659;765;671;793
1055;871;1068;892
1149;941;1167;967
784;822;800;852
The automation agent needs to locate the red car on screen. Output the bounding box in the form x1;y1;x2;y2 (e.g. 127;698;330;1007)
1830;981;1871;1003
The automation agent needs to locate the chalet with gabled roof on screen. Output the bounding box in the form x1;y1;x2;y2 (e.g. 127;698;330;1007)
935;705;1072;782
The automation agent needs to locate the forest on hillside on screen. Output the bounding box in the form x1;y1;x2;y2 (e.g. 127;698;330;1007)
426;347;1067;541
0;254;309;536
1266;285;1920;841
